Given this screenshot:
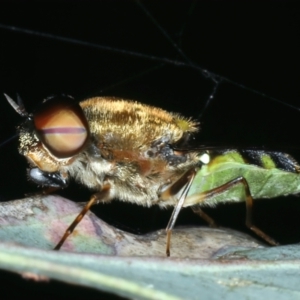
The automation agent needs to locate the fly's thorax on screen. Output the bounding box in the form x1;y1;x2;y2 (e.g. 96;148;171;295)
63;149;113;190
80;97;199;152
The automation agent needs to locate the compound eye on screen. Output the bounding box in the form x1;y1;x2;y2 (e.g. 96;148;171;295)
33;96;89;158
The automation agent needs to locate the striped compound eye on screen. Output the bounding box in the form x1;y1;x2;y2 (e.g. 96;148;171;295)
33;96;89;158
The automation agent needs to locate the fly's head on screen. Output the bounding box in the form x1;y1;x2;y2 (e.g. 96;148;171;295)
5;94;90;188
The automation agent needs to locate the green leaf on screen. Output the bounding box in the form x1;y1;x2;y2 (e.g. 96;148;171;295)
1;195;300;299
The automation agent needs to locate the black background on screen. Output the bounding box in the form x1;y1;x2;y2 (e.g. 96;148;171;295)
0;1;300;298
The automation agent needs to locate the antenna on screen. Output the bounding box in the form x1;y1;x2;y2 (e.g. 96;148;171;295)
4;93;28;118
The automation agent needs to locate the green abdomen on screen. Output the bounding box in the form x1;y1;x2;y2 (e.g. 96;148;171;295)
185;150;300;207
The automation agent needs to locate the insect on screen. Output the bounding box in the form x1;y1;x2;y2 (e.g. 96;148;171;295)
0;0;298;257
5;93;300;256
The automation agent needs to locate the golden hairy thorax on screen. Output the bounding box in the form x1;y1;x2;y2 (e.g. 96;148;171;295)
70;97;200;206
80;97;198;151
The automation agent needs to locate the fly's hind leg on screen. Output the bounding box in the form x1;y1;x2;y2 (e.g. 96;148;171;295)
54;183;111;250
190;177;279;246
191;206;218;227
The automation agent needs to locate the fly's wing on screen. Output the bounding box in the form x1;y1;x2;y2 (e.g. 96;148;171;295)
211;149;300;173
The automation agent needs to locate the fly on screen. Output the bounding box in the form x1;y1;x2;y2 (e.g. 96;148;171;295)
5;93;300;256
0;0;298;263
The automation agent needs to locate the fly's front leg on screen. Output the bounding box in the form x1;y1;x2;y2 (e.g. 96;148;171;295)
190;177;279;246
54;183;111;250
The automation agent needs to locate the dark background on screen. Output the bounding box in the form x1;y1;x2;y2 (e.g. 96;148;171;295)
0;1;300;298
